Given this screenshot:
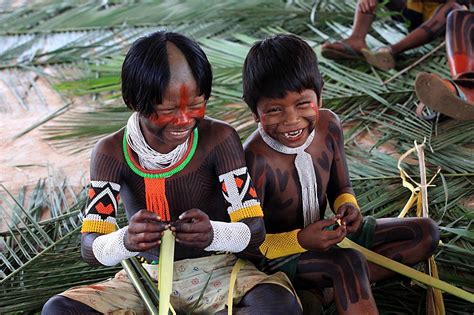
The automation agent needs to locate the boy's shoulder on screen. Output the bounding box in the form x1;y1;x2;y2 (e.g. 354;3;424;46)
243;129;276;165
319;108;341;125
199;116;237;137
316;108;343;135
243;129;264;152
199;116;239;141
92;128;126;161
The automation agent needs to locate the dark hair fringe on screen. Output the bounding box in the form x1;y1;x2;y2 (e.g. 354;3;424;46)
121;31;212;116
242;34;323;114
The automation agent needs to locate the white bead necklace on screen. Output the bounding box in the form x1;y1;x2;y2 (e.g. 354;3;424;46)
126;112;189;170
258;124;320;226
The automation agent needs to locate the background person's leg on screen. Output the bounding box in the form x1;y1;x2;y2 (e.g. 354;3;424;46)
446;9;474;79
389;1;463;55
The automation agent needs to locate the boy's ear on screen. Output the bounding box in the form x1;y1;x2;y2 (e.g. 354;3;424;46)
252;113;260;123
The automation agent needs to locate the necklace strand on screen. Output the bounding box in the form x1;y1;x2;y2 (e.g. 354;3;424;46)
126;112;189;170
258;124;320;226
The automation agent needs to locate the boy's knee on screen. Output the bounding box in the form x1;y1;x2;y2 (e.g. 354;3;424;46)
421;218;440;255
272;286;302;315
337;248;366;262
332;249;369;277
243;284;302;314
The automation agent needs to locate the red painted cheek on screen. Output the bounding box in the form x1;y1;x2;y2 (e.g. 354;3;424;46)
149;113;174;128
189;106;206;119
310;102;320;125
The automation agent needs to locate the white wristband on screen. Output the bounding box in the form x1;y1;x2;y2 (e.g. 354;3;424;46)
92;226;138;266
204;221;251;253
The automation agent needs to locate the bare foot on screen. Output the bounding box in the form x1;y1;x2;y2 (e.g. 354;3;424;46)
322;38;368;54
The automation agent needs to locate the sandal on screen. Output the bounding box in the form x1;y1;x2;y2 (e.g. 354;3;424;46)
415;72;474;121
361;47;395;70
321;41;363;61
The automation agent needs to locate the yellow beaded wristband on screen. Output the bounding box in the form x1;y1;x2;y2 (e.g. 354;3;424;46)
229;204;264;222
333;193;359;212
259;229;307;259
81;220;116;234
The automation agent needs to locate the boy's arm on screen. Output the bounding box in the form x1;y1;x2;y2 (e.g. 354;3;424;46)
192;127;265;259
244;150;305;259
81;136;166;266
326;113;362;233
245;148;346;259
80;139;134;266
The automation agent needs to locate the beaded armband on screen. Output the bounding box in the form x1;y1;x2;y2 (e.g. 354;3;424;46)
82;181;121;234
259;230;307;260
219;167;263;222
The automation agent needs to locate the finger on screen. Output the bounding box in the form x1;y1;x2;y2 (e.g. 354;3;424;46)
173;221;209;234
175;239;209;248
128;221;167;234
316;218;339;229
337;205;350;217
347;217;363;233
178;208;206;221
133;240;161;252
342;212;357;226
323;225;347;241
130;231;164;244
175;232;210;244
131;209;161;223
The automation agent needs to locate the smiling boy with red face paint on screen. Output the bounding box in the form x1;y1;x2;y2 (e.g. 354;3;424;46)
243;34;440;314
42;31;302;315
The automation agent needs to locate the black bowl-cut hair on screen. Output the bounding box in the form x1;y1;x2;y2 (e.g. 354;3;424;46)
242;34;323;115
121;31;212;116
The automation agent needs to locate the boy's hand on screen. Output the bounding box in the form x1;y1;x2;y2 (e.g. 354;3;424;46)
297;217;347;251
170;209;213;249
125;209;167;251
337;204;363;234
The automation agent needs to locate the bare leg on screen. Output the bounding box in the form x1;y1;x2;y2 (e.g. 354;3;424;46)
389;1;463;55
368;218;439;282
322;0;376;53
216;283;303;315
295;248;378;315
415;10;474;119
446;10;474;79
322;0;410;55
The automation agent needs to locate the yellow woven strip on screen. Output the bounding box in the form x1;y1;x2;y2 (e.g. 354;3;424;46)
338;238;474;303
333;193;359;212
259;230;307;260
158;230;175;315
227;259;246;315
229;204;263;222
81;220;116;234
